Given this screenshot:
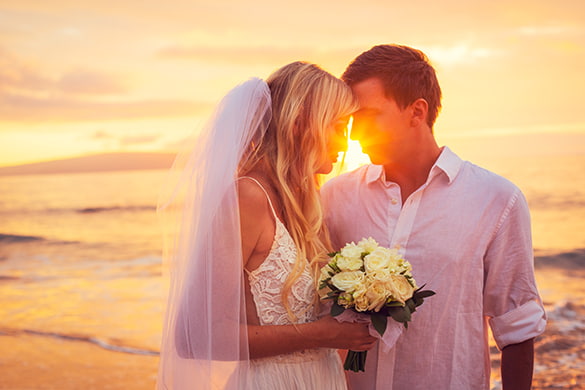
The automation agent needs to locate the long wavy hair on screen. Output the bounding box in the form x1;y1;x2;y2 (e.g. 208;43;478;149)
240;62;358;320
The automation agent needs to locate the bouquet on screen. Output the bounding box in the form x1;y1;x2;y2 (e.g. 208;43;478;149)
319;237;435;372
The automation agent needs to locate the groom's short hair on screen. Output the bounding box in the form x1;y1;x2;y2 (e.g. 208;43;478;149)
342;44;442;128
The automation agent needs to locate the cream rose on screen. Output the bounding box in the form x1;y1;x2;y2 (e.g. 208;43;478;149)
337;292;354;308
339;243;364;263
336;254;363;271
352;286;370;312
331;270;365;292
387;274;415;304
386;249;406;271
365;279;390;312
364;247;392;273
357;237;379;253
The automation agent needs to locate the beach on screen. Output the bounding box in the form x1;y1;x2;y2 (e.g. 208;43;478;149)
1;153;584;389
1;252;584;390
0;331;158;390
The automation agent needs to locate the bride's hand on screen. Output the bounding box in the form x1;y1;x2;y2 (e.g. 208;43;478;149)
312;315;377;351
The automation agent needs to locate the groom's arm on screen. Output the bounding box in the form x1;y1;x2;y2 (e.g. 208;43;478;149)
501;338;534;390
484;192;544;390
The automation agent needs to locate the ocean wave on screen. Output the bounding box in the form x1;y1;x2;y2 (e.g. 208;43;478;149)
544;301;585;334
527;193;585;210
0;233;45;243
0;327;159;356
534;249;585;270
0;233;80;246
0;205;156;216
76;205;156;214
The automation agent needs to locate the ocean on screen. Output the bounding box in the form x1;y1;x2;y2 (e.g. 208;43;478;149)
0;170;166;355
0;154;584;389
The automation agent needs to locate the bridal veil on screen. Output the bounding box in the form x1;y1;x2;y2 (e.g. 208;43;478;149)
157;78;272;389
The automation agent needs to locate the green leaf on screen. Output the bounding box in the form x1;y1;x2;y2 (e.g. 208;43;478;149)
389;305;411;324
325;291;340;299
371;314;387;336
406;298;417;313
330;302;346;317
415;289;436;298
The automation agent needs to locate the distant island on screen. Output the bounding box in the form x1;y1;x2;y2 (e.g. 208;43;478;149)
0;152;177;176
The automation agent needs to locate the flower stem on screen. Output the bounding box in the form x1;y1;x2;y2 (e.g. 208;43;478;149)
344;350;367;372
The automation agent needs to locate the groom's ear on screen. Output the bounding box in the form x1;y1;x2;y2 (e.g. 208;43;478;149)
409;98;429;129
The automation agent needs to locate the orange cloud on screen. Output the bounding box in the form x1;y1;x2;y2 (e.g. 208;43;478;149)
56;68;128;95
0;93;210;123
89;130;160;146
0;47;211;124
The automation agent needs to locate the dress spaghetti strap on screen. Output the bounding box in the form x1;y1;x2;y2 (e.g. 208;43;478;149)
238;176;278;219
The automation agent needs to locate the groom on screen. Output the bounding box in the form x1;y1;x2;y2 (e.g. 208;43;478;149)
321;44;546;389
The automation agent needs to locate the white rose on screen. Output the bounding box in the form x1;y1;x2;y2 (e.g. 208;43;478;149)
339;243;364;262
387;274;415;304
364;247;392;273
331;270;365;292
336;254;363;272
367;267;392;282
386;248;405;271
357;237;379;253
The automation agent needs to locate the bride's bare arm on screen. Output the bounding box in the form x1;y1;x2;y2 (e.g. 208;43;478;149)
247;316;376;359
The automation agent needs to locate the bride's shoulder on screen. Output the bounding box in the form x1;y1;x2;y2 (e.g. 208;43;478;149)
236;177;272;217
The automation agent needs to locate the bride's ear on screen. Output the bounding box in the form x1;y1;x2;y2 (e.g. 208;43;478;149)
409;98;428;128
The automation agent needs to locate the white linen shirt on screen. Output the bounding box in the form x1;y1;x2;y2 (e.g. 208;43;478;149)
321;147;546;390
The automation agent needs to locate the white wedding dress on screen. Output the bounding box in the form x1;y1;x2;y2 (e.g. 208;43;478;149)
243;177;347;390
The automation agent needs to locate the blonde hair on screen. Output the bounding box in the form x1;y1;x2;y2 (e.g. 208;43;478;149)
241;62;358;320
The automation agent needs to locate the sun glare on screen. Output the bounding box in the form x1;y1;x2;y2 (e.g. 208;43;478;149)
343;116;371;171
343;138;370;171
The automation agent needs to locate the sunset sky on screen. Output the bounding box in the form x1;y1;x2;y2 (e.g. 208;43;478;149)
1;0;584;167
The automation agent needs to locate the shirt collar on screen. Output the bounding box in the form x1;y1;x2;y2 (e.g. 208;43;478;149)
364;146;463;185
431;146;463;184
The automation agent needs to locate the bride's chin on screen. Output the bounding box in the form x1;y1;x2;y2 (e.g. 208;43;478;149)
315;161;333;175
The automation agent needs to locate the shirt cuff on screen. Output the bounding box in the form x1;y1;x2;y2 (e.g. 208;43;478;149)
488;299;547;350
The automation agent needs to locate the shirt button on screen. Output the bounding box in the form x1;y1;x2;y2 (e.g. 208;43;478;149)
391;199;398;205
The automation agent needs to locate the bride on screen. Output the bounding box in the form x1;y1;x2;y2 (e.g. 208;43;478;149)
157;62;376;389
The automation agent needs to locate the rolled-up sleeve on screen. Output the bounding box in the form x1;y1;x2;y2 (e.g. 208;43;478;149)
483;189;547;350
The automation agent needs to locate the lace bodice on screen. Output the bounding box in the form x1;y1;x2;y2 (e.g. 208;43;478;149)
243;177;317;326
248;218;317;326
